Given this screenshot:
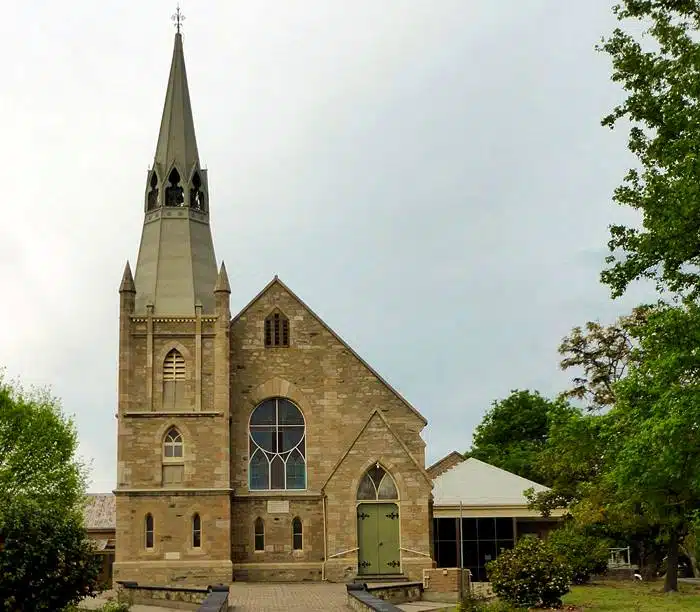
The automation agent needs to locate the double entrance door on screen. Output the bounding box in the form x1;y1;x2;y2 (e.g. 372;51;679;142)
357;502;400;575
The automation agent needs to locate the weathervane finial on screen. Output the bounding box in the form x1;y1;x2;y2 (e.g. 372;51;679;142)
172;4;185;34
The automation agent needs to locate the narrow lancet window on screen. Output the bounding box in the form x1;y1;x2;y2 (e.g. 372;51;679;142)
292;517;303;550
165;168;184;206
254;517;265;551
190;171;205;211
192;513;201;548
147;171;159;210
264;311;290;347
145;514;154;549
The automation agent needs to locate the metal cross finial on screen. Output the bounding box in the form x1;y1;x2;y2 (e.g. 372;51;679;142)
172;4;185;33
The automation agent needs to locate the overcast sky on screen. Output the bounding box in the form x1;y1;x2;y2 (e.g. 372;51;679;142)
0;1;657;493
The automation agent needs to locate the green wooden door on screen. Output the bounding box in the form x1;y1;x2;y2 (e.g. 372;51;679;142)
357;503;400;575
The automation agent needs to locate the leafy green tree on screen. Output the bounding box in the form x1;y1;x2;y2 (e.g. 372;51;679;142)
602;301;700;592
0;498;102;611
599;1;700;299
467;390;571;485
0;375;102;610
548;522;610;584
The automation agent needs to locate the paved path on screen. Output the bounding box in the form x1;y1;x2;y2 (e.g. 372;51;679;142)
228;582;349;611
81;583;453;611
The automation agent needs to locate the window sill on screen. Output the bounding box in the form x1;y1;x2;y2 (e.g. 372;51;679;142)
235;490;322;499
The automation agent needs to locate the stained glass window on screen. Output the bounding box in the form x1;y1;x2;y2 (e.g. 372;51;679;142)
249;398;306;490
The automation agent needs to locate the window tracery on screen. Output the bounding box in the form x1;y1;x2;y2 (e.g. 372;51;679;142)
248;398;306;490
357;464;398;500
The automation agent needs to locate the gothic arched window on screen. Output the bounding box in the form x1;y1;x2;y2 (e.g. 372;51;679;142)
165;167;184;206
147;171;159;211
163;349;185;411
254;517;265;551
190;171;205;211
357;464;398;501
192;513;201;548
162;427;184;485
292;516;303;551
248;398;305;490
264;311;289;347
145;513;154;549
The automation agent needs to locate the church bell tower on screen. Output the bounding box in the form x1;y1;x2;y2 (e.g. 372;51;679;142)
114;22;233;586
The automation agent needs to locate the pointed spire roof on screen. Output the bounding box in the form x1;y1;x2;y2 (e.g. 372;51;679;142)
214;262;231;293
119;261;135;293
154;32;199;176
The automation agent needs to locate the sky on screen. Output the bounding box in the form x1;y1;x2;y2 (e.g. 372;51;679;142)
0;1;658;493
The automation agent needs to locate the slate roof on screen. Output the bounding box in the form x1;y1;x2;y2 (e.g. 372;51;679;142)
432;457;549;507
84;493;116;531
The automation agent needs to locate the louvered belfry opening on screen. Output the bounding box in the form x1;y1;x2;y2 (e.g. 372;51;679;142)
163;349;186;410
264;311;289;347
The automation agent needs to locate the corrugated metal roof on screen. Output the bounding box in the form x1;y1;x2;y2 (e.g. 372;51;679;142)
432;458;549;507
84;493;116;530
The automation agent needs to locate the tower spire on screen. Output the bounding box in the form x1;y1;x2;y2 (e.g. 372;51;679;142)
153;24;199;181
132;21;219;316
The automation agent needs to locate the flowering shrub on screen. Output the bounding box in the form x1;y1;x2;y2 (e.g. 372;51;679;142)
485;535;572;608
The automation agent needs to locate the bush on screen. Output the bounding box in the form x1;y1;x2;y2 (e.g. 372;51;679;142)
486;535;572;609
548;525;609;584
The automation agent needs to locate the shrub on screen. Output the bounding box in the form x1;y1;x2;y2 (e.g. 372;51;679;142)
486;535;572;609
548;525;609;584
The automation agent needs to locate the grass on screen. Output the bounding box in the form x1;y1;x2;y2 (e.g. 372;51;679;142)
450;580;700;611
561;579;700;611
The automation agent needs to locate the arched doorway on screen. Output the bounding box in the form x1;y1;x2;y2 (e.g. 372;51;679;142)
356;464;400;575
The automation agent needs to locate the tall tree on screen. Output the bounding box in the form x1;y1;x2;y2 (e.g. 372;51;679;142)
599;1;700;298
467;390;571;485
0;375;102;610
558;306;653;411
603;300;700;592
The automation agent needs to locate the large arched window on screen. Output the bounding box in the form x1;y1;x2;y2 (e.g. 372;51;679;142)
145;514;154;549
357;464;398;500
248;398;306;490
163;349;185;411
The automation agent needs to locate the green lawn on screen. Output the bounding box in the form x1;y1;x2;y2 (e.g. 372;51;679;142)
561;580;700;611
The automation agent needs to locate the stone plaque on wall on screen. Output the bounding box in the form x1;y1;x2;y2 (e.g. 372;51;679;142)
267;500;290;514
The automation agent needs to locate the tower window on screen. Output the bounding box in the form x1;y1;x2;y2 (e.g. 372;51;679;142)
254;517;265;552
147;171;159;211
190;171;205;211
292;516;303;551
264;311;289;347
165;167;184;207
163;349;185;410
192;513;201;548
163;427;183;458
145;514;154;549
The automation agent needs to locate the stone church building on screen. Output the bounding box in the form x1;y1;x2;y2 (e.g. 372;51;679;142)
114;30;434;586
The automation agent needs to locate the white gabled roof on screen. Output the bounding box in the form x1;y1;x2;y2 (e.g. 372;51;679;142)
432;457;549;507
